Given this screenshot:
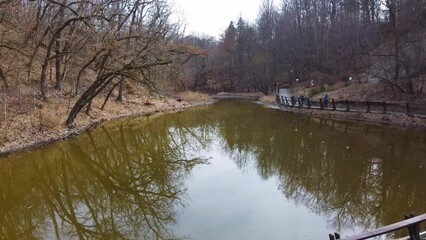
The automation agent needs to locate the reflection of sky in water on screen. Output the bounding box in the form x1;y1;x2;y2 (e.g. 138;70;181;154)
174;136;362;240
2;101;426;240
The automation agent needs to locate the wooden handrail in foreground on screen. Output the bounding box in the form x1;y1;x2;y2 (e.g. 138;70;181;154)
331;214;426;240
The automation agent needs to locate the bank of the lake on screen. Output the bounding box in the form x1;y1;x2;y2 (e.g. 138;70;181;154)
2;90;425;158
0;92;214;157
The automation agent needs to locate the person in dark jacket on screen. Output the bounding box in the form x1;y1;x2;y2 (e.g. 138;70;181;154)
300;95;305;107
324;94;329;108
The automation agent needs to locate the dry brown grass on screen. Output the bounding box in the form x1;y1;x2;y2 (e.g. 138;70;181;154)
0;85;195;154
178;91;212;102
38;109;62;131
259;95;276;104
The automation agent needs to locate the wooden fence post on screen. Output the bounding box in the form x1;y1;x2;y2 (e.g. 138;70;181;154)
366;101;370;113
406;103;411;116
332;99;336;110
346;100;350;112
382;101;387;114
334;233;341;239
404;214;421;240
328;233;341;240
320;98;324;110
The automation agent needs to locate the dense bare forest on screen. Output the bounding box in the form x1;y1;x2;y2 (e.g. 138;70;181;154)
0;0;425;127
0;0;206;125
184;0;426;96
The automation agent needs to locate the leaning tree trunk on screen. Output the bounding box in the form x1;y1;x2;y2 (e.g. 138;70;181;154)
66;74;115;126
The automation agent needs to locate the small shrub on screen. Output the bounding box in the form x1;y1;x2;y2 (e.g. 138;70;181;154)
178;91;211;102
38;109;61;131
259;95;276;104
309;88;321;97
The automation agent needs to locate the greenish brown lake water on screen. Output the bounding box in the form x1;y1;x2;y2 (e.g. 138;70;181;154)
1;101;426;239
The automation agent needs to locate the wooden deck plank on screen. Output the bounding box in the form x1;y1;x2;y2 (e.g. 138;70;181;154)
342;214;426;240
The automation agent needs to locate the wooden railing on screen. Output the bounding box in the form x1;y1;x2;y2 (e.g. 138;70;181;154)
276;95;426;117
329;214;426;240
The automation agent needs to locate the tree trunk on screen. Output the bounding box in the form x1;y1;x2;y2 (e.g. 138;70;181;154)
116;77;123;102
54;4;65;90
0;68;8;90
371;0;376;24
54;34;62;90
389;0;400;88
66;74;116;125
40;48;52;100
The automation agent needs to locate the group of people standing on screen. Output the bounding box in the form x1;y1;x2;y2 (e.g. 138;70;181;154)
288;93;329;108
290;95;306;107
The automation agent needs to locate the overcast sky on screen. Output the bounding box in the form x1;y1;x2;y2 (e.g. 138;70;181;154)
172;0;261;39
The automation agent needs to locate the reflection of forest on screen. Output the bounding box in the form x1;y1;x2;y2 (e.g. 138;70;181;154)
0;115;209;239
209;101;426;232
136;101;426;232
1;101;426;239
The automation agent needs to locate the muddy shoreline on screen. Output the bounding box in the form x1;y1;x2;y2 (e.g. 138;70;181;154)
1;97;425;158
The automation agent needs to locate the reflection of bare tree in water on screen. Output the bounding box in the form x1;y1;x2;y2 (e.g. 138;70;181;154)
0;116;209;239
212;101;426;233
2;101;426;238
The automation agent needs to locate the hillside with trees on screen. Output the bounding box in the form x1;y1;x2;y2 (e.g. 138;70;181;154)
0;0;205;125
182;0;426;98
1;0;425;122
0;0;425;152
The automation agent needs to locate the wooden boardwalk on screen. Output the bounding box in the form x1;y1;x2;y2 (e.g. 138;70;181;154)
276;95;426;119
329;214;426;240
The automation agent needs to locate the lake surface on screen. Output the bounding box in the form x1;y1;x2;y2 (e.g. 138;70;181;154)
1;101;426;239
